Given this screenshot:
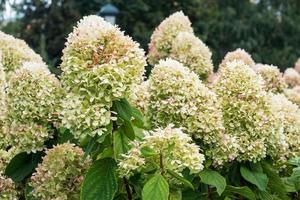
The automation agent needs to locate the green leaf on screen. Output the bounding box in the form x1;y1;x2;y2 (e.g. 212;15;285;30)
131;107;145;128
122;121;135;140
83;135;98;160
261;161;289;200
224;186;256;200
141;146;157;157
142;174;169;200
167;169;194;190
81;158;117;200
240;165;268;191
112;98;132;122
281;177;297;192
199;169;226;195
169;190;182;200
5;152;42;182
257;191;273;200
114;130;131;159
288;157;300;167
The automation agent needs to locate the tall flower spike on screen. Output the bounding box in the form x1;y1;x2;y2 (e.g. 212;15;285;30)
146;59;238;165
0;174;18;200
148;11;193;65
170;32;214;80
30;143;91;200
253;63;286;93
219;48;255;70
0;31;43;76
118;124;205;178
60;15;146;139
283;68;300;88
214;60;282;162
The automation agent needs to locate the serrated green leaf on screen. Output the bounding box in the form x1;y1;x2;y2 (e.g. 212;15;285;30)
5;152;42;182
112;98;132;122
167;169;194;190
199;169;226;195
131;106;145;128
122;121;135;140
114;130;131;159
224;186;256;200
240;165;268;191
81;158;117;200
142;174;169;200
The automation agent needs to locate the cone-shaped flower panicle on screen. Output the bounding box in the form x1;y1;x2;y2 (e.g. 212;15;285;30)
170;32;213;80
0;31;43;76
60;15;146;139
214;60;282;162
30;143;91;200
146;59;238;165
253;63;286;93
118;124;205;178
219;48;255;70
283;68;300;88
148;11;193;65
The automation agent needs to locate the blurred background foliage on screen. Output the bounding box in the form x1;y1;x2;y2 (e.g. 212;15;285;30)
0;0;300;71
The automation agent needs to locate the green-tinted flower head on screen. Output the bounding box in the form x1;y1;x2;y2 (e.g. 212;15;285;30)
284;86;300;107
0;174;18;200
253;63;287;93
148;11;193;65
170;32;213;80
118;124;205;178
30;143;91;200
60;15;146;139
0;31;43;76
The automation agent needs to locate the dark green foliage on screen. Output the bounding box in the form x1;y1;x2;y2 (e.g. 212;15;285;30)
1;0;300;71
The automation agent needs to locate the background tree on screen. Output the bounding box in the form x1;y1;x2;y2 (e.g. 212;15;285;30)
1;0;300;71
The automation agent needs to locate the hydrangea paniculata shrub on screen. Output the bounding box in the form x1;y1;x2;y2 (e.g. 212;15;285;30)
283;68;300;88
219;48;255;70
0;174;18;200
60;15;146;139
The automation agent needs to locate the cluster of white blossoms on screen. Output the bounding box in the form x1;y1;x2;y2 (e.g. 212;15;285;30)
214;60;284;162
0;31;43;76
4;62;63;153
219;48;255;70
148;11;193;65
170;32;213;79
148;12;213;80
284;86;300;107
253;64;287;93
118;124;205;178
137;59;238;165
283;68;300;88
269;94;300;160
130;80;150;113
0;174;18;200
29;143;91;200
60;15;146;139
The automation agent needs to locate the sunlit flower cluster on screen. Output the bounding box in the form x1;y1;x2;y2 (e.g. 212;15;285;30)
284;86;300;107
253;63;286;93
148;11;193;65
214;60;283;162
4;62;63;153
60;15;146;139
0;174;18;200
118;124;205;178
145;59;238;165
30;143;91;200
219;48;255;70
170;32;213;79
283;68;300;88
0;31;43;76
0;149;17;174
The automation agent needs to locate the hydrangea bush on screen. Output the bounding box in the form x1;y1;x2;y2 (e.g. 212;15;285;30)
1;12;300;200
